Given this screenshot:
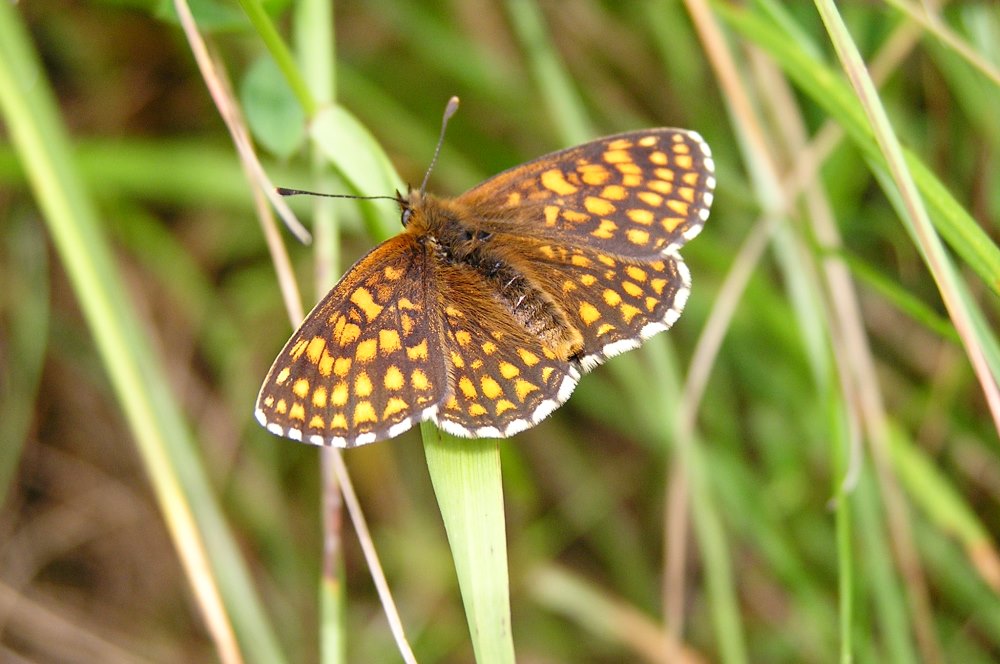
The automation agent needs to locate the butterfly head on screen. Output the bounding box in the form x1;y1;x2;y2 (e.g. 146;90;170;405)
397;188;416;228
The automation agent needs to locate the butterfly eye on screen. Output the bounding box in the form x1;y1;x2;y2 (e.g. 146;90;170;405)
401;208;412;227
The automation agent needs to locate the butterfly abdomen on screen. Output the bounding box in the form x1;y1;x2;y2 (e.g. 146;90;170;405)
470;248;583;361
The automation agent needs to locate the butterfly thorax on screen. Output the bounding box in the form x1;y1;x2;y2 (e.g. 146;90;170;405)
404;191;585;362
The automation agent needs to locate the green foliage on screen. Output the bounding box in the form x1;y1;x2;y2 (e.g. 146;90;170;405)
1;1;998;663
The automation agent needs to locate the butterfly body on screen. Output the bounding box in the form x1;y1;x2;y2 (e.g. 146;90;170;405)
406;191;586;362
257;128;715;447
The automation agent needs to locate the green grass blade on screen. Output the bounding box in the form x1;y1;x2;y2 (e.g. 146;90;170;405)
873;165;1000;379
287;0;345;660
889;423;999;570
505;0;594;145
812;0;999;430
855;459;920;663
237;0;316;116
829;390;855;664
0;5;286;663
423;424;515;664
308;105;403;238
687;436;748;664
716;1;1000;296
0;216;49;501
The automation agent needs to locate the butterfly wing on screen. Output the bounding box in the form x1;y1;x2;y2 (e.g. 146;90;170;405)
424;258;581;438
255;234;448;447
456;128;715;259
419;243;689;436
510;240;692;371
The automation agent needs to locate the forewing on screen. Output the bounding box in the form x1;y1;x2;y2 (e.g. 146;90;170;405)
426;260;580;438
457;128;715;259
255;234;447;447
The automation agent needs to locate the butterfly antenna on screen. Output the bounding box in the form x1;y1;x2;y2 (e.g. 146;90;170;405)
276;188;400;202
419;96;460;195
278;96;458;202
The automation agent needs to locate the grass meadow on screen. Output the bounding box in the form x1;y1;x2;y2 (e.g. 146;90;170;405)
1;1;999;662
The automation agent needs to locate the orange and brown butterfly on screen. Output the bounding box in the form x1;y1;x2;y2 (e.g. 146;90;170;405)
255;120;715;447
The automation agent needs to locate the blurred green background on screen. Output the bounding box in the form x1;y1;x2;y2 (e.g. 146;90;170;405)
1;1;999;662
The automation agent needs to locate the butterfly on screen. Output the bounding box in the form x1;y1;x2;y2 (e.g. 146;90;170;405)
256;127;715;447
